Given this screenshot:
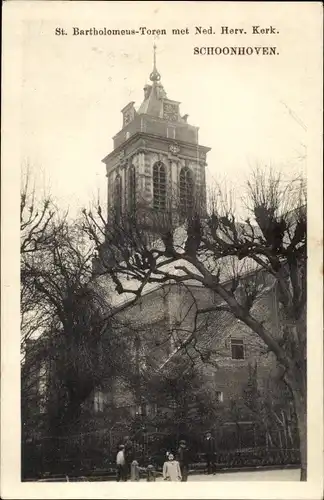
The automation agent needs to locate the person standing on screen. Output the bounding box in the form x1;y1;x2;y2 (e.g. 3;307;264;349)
162;453;182;482
130;460;140;481
204;430;216;475
123;436;133;480
116;445;127;482
177;440;190;482
146;462;156;482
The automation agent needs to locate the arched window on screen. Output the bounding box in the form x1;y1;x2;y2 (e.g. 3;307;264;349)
179;167;193;213
153;161;166;211
128;165;136;213
114;174;122;221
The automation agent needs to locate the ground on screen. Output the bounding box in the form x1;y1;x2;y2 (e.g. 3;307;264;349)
154;468;300;481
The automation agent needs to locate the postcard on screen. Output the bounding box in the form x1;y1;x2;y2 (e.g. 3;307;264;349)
1;1;323;499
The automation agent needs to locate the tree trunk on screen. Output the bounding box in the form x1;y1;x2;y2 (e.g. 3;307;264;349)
278;427;283;450
291;387;307;480
285;367;307;481
281;410;288;449
287;422;293;446
266;430;274;448
46;396;83;475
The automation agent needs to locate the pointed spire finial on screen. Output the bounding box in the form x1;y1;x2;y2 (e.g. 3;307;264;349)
150;43;161;83
153;43;157;66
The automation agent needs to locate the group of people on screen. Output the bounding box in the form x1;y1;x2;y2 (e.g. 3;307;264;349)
162;440;190;482
116;431;217;482
162;431;217;481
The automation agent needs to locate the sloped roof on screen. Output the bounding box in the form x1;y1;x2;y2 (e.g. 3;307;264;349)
97;221;261;308
137;82;166;118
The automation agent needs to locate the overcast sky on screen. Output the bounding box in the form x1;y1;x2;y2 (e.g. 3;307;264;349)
17;1;318;217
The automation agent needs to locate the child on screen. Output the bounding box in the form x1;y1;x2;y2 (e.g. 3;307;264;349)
146;458;156;482
130;460;140;481
162;453;182;482
116;444;127;482
146;464;156;482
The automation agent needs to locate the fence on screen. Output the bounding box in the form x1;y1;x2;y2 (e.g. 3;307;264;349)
22;421;300;479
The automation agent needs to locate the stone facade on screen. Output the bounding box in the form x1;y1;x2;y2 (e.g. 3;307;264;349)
102;47;210;221
90;274;280;428
91;50;281;426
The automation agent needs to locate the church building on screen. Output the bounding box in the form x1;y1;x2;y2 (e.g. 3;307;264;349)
21;48;301;476
92;48;284;445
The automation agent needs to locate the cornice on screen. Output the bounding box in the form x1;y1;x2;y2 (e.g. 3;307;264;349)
102;132;211;164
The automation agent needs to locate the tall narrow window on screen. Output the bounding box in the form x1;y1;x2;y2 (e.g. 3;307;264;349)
38;361;48;414
179;167;193;213
114;175;122;221
153;162;166;211
94;390;104;412
146;403;158;417
169;399;178;410
215;391;224;403
128;165;136;213
231;339;245;360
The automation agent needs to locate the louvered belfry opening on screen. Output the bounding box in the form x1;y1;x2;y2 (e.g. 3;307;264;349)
179;166;194;214
114;174;122;222
128;165;136;213
153;161;167;211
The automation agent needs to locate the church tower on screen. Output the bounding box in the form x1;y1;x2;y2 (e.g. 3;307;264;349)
102;45;211;225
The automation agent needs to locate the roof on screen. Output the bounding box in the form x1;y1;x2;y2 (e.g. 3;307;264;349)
137;83;167;118
96;221;261;309
129;45;190;126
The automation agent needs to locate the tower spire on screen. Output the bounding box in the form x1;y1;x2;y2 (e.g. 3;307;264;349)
149;43;161;83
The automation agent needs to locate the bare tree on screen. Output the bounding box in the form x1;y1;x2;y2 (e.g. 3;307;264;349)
20;169;59;353
82;169;307;480
20;174;137;474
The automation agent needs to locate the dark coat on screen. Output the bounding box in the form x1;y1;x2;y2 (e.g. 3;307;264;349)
204;437;216;455
124;440;134;463
177;446;190;466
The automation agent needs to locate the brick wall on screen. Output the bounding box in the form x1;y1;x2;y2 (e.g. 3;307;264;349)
100;279;281;421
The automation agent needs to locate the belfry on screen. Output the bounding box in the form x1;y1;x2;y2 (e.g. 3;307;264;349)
102;45;211;222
